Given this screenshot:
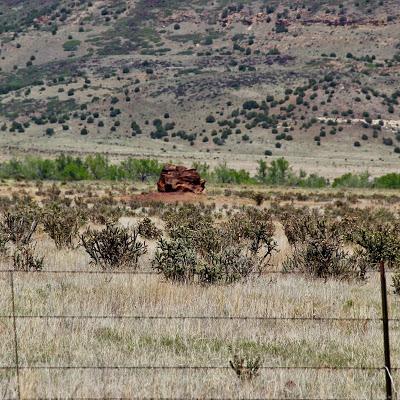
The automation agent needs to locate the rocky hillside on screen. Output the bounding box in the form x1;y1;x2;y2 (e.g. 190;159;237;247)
0;0;399;174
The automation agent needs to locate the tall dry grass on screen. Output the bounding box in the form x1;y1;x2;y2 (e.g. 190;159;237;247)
0;230;398;399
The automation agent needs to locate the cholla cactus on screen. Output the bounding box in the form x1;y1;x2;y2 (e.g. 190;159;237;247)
81;225;147;270
198;246;255;284
42;204;86;249
152;238;197;282
0;208;39;246
138;217;162;240
351;223;400;267
282;210;369;280
154;205;279;284
393;272;400;295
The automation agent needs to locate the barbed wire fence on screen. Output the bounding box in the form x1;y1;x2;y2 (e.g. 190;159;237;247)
2;267;397;400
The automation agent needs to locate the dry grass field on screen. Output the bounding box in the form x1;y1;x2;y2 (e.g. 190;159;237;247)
0;181;399;399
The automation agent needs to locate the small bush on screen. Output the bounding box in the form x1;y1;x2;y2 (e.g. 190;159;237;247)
0;234;7;256
284;241;367;280
252;192;265;206
198;245;255;284
81;225;147;270
152;238;198;282
392;272;400;295
282;210;367;280
13;245;44;271
383;138;393;146
138;217;162;240
350;223;400;267
223;208;277;273
230;354;262;382
333;172;371;188
156;206;277;283
42;205;86;248
63;39;81;51
0;208;38;246
46;128;55;136
374;173;400;189
87;204;123;225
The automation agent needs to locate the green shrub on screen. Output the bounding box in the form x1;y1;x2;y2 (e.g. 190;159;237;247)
87;203;123;225
392;272;400;295
257;158;294;185
297;174;328;188
333;172;371;188
374;173;400;189
350;222;400;267
46;127;55;136
63;40;81;51
212;163;255;185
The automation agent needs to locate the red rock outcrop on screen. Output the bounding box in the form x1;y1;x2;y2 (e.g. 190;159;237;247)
157;164;206;194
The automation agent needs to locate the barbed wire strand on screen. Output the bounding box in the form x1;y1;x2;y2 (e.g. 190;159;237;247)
0;365;398;371
0;314;398;322
16;397;373;400
0;269;395;275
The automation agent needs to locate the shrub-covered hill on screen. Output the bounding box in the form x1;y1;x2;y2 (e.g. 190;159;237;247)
0;0;400;173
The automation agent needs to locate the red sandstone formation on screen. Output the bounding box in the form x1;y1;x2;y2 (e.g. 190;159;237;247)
157;164;206;194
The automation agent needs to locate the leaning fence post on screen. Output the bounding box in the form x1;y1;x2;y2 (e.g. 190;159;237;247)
380;260;392;400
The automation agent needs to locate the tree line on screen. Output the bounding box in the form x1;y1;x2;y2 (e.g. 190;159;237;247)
0;154;399;189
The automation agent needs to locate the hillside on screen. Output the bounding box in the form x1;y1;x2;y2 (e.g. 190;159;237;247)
0;0;400;177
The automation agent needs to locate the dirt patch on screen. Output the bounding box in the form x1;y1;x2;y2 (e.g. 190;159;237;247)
121;191;207;204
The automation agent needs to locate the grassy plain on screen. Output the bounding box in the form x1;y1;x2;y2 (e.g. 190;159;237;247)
0;181;399;398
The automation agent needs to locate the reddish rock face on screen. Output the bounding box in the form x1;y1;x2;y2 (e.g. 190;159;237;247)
157;164;206;194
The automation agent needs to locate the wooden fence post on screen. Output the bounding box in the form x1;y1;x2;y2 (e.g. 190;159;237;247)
380;260;392;400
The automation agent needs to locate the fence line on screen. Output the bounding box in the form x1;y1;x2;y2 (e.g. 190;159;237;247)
5;267;398;399
0;269;396;275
